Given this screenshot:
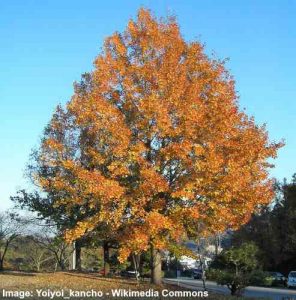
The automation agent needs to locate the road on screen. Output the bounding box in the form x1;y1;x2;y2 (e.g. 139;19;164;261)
163;278;296;300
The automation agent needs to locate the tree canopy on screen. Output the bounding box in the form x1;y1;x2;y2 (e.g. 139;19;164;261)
27;8;282;283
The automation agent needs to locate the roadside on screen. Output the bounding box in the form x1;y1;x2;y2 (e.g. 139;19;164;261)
163;278;296;300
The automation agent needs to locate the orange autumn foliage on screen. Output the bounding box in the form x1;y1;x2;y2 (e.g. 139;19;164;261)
34;9;283;261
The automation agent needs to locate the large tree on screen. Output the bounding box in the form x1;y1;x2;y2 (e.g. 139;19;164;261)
31;9;282;284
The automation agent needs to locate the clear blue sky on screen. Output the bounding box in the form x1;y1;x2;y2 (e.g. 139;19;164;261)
1;0;295;211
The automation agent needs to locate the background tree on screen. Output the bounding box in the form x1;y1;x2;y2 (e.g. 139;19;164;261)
271;176;296;273
11;189;121;274
0;211;26;271
29;8;282;284
231;205;275;270
22;236;54;272
232;175;296;274
33;229;71;271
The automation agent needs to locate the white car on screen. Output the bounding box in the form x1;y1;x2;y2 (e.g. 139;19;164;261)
287;271;296;288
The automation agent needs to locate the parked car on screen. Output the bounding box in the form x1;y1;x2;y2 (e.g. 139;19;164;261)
287;271;296;288
192;269;203;279
120;270;140;279
267;272;286;286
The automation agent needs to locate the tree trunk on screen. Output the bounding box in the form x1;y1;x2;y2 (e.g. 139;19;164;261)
36;259;41;272
215;234;220;256
0;241;10;271
55;252;66;271
131;253;140;281
139;252;147;277
75;241;82;271
150;245;162;285
231;285;236;296
59;260;66;270
103;242;110;276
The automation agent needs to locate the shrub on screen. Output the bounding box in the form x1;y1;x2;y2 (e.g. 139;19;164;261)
211;243;260;296
249;270;272;286
206;268;223;281
216;270;249;296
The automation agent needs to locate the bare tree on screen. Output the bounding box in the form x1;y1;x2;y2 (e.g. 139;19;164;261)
0;211;27;271
32;227;71;271
24;237;54;271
